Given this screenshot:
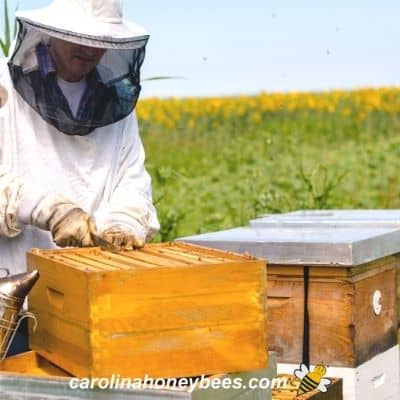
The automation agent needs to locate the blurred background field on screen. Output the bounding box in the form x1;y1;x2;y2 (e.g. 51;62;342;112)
2;2;400;242
137;88;400;241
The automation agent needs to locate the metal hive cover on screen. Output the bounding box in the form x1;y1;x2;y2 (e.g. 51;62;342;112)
249;209;400;228
179;223;400;266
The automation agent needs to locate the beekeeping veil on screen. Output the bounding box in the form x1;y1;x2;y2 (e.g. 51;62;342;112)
8;0;149;136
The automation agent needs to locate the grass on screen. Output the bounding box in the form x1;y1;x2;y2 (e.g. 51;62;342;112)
0;0;17;57
137;92;400;241
2;3;398;242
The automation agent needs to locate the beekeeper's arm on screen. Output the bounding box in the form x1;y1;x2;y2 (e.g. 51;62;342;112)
0;83;95;246
98;112;160;249
0;171;96;246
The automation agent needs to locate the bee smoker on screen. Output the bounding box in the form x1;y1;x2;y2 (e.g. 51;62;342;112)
0;268;39;360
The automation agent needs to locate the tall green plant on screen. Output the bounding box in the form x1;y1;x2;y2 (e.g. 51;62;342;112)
0;0;17;57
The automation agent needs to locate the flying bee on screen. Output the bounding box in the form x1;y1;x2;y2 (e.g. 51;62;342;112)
294;363;331;397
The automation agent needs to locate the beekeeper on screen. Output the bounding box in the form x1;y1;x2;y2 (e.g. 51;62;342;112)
0;0;160;276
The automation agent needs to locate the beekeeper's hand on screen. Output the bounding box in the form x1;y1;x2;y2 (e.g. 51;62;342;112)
30;194;97;247
102;225;145;250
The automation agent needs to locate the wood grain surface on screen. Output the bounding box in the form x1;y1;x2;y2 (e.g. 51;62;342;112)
27;243;268;378
267;256;398;367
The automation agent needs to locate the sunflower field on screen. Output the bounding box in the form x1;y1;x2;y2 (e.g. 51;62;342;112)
137;88;400;241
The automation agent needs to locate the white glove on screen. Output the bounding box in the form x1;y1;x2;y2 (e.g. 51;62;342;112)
31;194;96;247
102;225;145;250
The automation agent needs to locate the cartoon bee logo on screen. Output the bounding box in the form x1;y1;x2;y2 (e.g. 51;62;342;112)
294;363;331;397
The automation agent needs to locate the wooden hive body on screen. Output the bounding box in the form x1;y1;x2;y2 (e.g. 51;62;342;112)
267;256;398;367
180;219;400;369
27;242;267;378
272;374;343;400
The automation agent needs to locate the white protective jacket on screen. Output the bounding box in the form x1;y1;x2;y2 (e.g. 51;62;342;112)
0;58;159;274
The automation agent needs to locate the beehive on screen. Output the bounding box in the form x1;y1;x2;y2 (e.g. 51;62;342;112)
0;351;71;378
27;242;267;379
181;215;399;368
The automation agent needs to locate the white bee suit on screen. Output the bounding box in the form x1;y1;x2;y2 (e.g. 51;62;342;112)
0;59;159;274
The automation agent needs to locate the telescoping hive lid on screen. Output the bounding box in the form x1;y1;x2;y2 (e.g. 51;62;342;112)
250;209;400;229
180;210;400;266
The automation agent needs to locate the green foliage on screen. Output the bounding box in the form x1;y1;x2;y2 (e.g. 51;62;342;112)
140;105;400;242
297;165;349;209
157;209;185;242
0;0;17;57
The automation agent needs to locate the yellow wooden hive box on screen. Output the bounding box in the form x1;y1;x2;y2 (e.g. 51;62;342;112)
26;242;267;379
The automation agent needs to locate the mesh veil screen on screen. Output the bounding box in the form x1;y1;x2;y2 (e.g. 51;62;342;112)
8;22;147;135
